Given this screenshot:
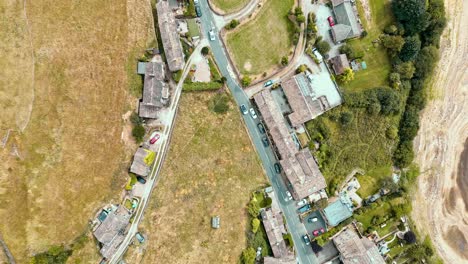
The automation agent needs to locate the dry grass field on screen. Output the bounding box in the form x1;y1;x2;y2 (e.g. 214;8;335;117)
0;0;155;262
130;92;268;264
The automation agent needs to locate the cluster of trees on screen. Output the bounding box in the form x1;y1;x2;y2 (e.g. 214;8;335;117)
287;7;304;45
130;112;145;142
344;87;402;116
31;245;72;264
384;0;446;168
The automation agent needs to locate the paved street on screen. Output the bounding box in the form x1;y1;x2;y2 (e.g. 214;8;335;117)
198;1;318;263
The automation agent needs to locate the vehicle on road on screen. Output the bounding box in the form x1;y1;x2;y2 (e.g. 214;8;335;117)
297;198;308;207
240;104;248;115
263;80;274;87
313;230;319;236
302;234;311;245
297;204;311;214
257;123;266;134
149;132;160;144
136;176;146;184
285;191;293;201
196;6;202;17
209;28;216;41
308;217;318;223
274;163;282;173
327;16;335;26
312;48;323;63
262;137;269;147
249;108;257;119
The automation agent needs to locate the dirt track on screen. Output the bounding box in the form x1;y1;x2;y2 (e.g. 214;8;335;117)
412;0;468;262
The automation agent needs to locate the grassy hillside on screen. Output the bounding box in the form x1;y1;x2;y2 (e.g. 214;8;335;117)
0;0;155;261
128;92;268;264
211;0;250;14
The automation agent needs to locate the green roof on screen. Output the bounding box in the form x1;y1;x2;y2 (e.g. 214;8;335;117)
323;197;353;226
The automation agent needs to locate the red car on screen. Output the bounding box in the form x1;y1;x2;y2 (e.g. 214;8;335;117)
313;230;320;236
149;133;160;144
327;16;335;26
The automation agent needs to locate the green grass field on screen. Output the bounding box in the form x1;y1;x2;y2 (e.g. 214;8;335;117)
342;0;393;92
211;0;250;14
226;0;295;75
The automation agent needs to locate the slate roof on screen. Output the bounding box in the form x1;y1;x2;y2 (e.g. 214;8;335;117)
330;54;350;75
254;90;327;200
282;73;331;127
261;208;289;258
139;60;167;119
333;228;386;264
331;0;362;42
156;0;185;72
129;147;153;177
93;206;131;259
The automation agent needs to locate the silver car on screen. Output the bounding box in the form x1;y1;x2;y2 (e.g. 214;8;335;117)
249;108;257;119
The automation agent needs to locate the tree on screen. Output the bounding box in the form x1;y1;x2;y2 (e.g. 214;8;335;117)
393;140;415;168
339;111;353;126
201;46;210;56
228;19;240;29
404;231;417;244
399;35;421;61
296;64;308;73
392;0;428;35
337;68;354;84
130;112;143;126
241;76;252;87
281;56;289;66
247;200;260;217
265;197;272;207
399;105;420;141
251;218;260;233
386;125;398;139
316;40;331;55
389;72;401;89
384;24;398;35
375;87;401;115
241;247;256;264
395;61;415;79
381;34;405;56
414;45;439;78
339;44;363;60
132;124;145;142
297;14;306;24
421;0;447;47
219;76;227;84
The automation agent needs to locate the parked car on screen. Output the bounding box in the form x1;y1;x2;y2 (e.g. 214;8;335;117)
302;234;311;245
136;176;146;184
209;28;216;41
263;80;274;87
149;132;160;144
240;104;248;115
297;204;311;214
313;229;319;236
327;16;335;26
135;232;145;243
262;136;269;147
196;6;202;17
194;0;199;4
308;217;318;223
257;123;266;134
319;228;325;234
285;191;293;201
297;198;308;207
274;163;282;173
249;108;257;119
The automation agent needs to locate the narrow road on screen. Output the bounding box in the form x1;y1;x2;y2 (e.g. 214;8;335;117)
198;1;318;263
108;46;200;264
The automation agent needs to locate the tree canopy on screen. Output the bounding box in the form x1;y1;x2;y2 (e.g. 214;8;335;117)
399;35;421;61
392;0;428;35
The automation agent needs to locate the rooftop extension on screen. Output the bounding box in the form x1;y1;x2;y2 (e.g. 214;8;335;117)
156;0;185;72
333;227;386;264
138;59;169;119
254;90;327;200
330;0;362;43
93;206;131;259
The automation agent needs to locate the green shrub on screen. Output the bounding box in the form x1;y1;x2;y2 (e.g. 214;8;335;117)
132;124;145;142
241;76;252;87
183;82;222;92
251;218;260;233
31;245;72;264
241;247;256;264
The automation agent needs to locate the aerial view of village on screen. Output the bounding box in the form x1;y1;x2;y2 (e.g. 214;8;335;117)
0;0;467;263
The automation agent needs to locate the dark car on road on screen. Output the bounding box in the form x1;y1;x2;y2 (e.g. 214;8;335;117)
240;104;248;115
195;6;202;17
136;176;146;184
302;234;311;246
274;163;282;173
262;137;269;147
257;123;266;134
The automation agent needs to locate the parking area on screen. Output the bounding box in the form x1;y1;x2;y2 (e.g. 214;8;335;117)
303;210;327;236
314;4;342;58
